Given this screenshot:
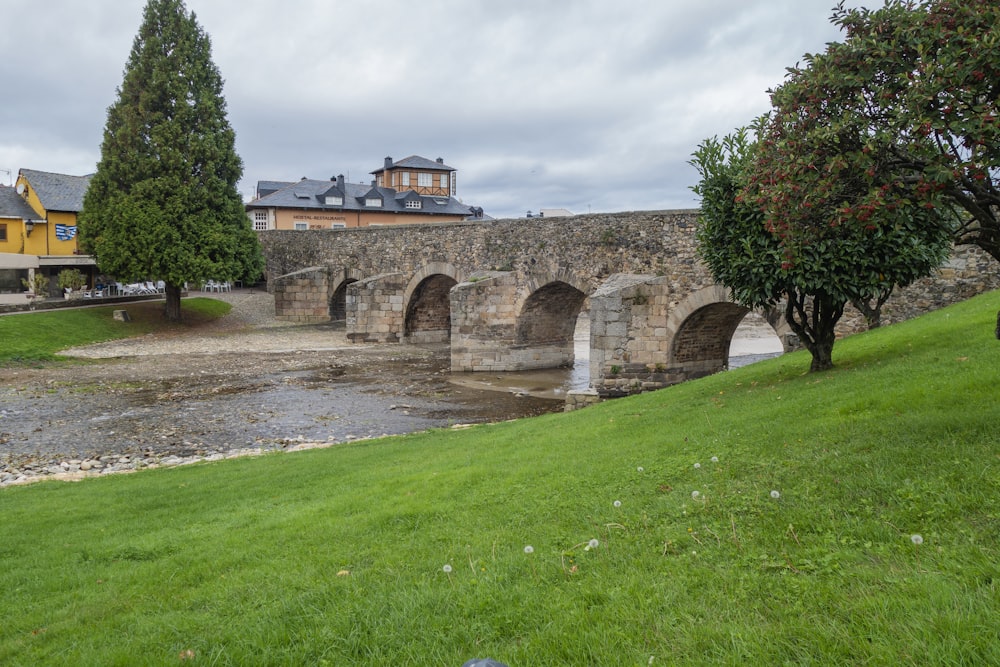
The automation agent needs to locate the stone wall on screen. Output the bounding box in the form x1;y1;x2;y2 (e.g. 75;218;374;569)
261;210;702;298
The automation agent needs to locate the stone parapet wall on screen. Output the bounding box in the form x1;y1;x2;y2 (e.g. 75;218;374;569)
260;210;703;299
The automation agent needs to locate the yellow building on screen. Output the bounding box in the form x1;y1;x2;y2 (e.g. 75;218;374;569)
0;169;96;301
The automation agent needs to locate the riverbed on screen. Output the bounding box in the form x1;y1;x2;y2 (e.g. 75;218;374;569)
0;293;782;483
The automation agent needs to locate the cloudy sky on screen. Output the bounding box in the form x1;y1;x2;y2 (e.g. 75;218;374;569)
0;0;862;219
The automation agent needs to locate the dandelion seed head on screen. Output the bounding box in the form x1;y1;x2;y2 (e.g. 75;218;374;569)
587;538;600;550
711;456;719;463
524;545;534;554
770;490;781;499
613;500;622;508
911;534;924;545
442;564;452;573
691;490;700;499
637;466;644;472
693;462;701;469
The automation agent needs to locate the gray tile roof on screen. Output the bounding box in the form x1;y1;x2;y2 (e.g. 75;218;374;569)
19;169;91;213
0;185;44;221
372;155;455;173
256;180;295;199
247;178;479;218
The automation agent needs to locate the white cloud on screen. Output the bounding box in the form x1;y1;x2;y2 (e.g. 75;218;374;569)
1;0;854;218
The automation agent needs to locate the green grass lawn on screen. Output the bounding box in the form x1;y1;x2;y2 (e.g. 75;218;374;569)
1;292;998;665
0;298;231;364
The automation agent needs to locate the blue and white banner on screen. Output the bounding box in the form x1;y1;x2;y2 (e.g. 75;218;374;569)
55;224;77;241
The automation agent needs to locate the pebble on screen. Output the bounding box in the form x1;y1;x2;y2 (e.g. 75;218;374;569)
0;436;356;488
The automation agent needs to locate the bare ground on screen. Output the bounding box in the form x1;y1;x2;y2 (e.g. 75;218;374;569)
0;292;561;475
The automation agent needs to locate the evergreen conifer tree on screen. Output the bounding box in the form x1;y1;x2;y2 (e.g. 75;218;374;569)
79;0;262;321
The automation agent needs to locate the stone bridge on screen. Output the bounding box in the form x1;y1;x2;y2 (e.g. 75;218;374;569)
259;211;999;401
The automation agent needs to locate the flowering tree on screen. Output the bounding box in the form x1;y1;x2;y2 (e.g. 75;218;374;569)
748;3;956;331
796;0;1000;262
692;119;952;372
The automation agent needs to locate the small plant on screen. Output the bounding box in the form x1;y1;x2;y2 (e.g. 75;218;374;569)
600;228;617;245
57;268;88;292
21;274;50;308
610;365;621;376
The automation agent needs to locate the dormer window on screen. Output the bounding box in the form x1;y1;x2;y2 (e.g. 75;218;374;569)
405;199;422;209
325;195;343;206
365;197;382;208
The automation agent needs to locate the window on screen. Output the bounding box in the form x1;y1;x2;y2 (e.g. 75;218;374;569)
253;211;268;231
0;224;6;241
376;175;383;187
440;173;450;193
401;172;410;187
405;200;422;209
331;222;346;229
418;173;432;187
365;198;382;207
325;196;343;206
294;221;309;230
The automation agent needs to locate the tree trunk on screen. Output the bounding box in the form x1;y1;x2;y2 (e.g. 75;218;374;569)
851;286;892;330
784;291;844;372
164;283;183;322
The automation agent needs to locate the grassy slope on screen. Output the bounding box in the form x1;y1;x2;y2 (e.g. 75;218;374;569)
1;292;998;665
0;298;231;363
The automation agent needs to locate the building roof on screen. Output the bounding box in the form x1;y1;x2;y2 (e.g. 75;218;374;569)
18;169;91;213
0;185;45;221
371;155;455;174
256;180;294;199
247;178;479;218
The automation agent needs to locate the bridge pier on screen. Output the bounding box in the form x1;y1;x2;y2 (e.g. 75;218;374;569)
449;272;521;371
346;273;407;343
271;267;331;324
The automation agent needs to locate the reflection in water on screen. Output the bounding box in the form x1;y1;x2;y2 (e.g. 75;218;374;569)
448;312;785;400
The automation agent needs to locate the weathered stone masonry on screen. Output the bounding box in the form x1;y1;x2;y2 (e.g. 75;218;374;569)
259;211;1000;401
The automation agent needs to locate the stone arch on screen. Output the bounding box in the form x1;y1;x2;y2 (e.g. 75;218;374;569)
666;285;751;377
516;268;592;311
514;278;589;368
665;285;794;375
329;267;365;322
403;262;462;344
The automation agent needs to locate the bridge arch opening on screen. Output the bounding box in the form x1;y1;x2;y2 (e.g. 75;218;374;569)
516;281;588;368
329;279;358;322
729;311;784;368
670;302;784;378
670;301;751;379
405;274;458;343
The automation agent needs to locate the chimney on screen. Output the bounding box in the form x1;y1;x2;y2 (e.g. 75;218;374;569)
337;174;345;190
436;157;444;164
384;156;393;170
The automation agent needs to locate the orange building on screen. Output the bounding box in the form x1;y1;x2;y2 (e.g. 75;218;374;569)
247;155;485;231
